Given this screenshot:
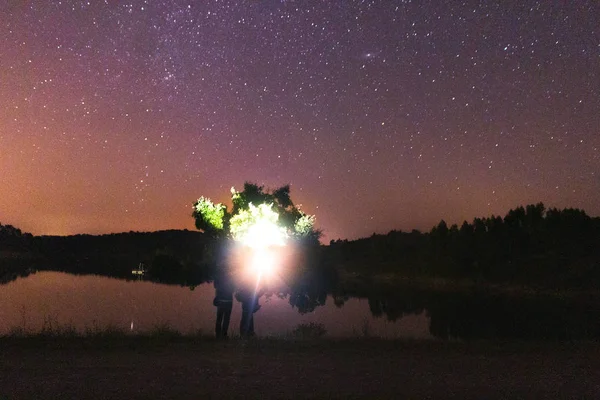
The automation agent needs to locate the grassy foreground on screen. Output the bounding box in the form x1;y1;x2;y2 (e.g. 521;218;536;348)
1;336;599;399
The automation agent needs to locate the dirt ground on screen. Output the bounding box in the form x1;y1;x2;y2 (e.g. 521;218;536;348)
1;338;599;399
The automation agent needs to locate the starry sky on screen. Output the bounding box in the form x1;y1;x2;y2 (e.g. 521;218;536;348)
1;1;599;241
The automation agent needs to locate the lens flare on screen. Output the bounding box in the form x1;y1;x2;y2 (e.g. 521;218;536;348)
240;219;286;249
230;203;288;248
230;203;288;284
250;248;274;273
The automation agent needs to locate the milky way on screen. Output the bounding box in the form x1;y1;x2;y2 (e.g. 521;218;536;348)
1;1;598;240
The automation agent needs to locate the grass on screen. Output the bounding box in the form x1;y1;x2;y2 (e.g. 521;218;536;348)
1;320;338;348
4;319;593;355
288;322;327;339
1;320;423;354
3;320;600;399
2;321;209;344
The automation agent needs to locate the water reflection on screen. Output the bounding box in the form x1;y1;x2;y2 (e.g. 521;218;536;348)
0;262;34;285
2;270;600;340
0;272;430;338
366;288;600;340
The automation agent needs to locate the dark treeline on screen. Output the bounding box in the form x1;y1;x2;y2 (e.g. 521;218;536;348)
2;203;600;289
0;224;38;283
325;203;600;289
0;226;211;285
36;230;212;284
0;223;34;252
4;212;600;340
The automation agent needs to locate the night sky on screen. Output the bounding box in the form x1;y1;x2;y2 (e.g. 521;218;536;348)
1;1;598;241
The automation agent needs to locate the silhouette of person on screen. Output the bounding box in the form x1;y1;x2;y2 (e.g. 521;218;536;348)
236;288;261;337
213;269;234;339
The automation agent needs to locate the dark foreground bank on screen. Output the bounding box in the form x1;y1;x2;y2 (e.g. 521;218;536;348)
1;337;599;399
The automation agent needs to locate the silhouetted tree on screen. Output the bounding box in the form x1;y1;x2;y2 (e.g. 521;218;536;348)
193;182;322;244
325;203;600;289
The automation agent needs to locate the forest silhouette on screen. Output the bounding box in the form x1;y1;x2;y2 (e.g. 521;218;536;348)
2;202;600;289
326;203;600;289
2;203;600;340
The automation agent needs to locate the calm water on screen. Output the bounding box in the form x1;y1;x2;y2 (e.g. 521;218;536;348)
0;271;431;338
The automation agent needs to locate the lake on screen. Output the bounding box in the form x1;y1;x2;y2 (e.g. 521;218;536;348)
0;271;431;338
3;270;600;340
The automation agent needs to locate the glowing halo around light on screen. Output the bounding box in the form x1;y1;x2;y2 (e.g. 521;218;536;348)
238;218;287;249
249;247;276;287
230;203;288;282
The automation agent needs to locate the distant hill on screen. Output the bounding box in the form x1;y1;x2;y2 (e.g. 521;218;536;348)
0;223;35;254
0;224;39;283
34;229;210;283
3;203;600;290
0;227;210;285
323;203;600;289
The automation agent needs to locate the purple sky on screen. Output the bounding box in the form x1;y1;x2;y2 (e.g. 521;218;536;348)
1;1;598;241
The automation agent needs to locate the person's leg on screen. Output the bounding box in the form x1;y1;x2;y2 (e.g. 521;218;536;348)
240;307;249;337
221;304;232;338
216;307;224;338
248;314;255;337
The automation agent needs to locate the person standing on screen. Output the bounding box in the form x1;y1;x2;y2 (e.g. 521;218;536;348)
213;269;234;339
236;288;261;337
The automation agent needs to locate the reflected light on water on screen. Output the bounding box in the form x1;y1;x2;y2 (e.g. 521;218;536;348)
0;272;432;338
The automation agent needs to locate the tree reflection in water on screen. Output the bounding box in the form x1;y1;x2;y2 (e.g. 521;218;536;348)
4;261;600;341
0;264;35;285
366;287;600;341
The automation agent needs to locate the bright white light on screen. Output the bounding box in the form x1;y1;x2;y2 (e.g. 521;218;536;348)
231;203;288;249
250;248;276;276
241;219;286;249
230;203;291;285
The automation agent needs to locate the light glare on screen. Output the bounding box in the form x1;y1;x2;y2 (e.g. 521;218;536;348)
231;203;288;249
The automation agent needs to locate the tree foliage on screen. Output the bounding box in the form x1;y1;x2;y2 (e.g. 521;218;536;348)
191;197;227;235
326;203;600;289
192;182;321;244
